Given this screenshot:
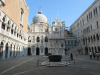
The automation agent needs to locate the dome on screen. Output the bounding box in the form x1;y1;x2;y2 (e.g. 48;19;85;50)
33;10;47;23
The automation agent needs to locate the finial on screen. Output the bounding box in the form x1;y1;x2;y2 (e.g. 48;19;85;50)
39;6;41;11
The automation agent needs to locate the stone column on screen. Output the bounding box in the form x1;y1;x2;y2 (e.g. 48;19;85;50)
11;45;14;58
14;45;16;57
2;43;6;59
7;45;10;59
0;21;2;33
97;6;99;15
34;47;36;55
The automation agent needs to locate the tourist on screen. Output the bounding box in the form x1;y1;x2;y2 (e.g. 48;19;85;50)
70;53;73;60
96;52;99;60
89;51;92;59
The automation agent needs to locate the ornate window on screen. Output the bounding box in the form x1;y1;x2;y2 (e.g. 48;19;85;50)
28;36;31;42
2;15;6;22
2;22;5;30
55;28;58;31
20;8;24;24
37;36;40;42
45;36;48;42
96;21;99;28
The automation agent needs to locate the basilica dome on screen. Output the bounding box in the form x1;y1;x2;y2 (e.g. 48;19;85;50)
33;10;47;23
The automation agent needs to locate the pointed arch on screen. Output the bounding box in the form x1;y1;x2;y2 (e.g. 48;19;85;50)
0;42;3;57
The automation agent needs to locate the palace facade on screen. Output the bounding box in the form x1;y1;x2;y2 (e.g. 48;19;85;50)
70;0;100;55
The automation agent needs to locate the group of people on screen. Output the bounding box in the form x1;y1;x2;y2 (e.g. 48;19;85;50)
90;51;100;60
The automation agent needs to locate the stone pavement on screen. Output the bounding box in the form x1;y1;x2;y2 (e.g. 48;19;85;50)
0;55;100;75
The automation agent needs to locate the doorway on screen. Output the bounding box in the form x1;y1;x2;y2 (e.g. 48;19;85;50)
45;47;48;55
28;47;31;55
85;47;88;55
36;47;39;55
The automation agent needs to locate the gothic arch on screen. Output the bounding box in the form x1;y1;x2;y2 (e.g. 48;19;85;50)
0;42;3;58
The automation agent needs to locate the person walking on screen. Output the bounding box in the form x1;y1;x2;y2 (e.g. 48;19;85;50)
89;51;92;59
96;52;99;60
70;53;73;60
93;53;95;60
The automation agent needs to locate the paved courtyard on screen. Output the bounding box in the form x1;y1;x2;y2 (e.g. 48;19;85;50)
0;54;100;75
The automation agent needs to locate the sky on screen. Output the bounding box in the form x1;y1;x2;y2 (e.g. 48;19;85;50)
25;0;95;27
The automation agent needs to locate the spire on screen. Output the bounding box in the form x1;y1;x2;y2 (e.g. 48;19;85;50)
50;18;52;26
55;12;58;22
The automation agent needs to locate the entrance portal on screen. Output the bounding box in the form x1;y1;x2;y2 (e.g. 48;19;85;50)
45;47;48;55
28;47;31;55
36;47;39;55
85;47;88;55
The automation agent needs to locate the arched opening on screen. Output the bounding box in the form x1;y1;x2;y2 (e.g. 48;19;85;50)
17;46;18;56
5;43;9;58
97;34;99;40
85;47;88;55
18;47;20;56
45;47;48;55
0;42;3;58
36;47;39;55
28;47;31;55
13;45;15;57
10;44;12;57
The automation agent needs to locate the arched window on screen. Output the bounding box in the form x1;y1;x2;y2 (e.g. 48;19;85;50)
96;34;99;40
61;43;63;47
94;35;95;41
8;20;11;25
55;28;58;31
20;8;24;22
28;36;31;42
12;23;14;28
2;15;6;22
41;36;43;43
45;36;48;42
37;36;40;42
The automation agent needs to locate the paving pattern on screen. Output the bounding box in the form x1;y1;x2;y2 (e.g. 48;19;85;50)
0;55;100;75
